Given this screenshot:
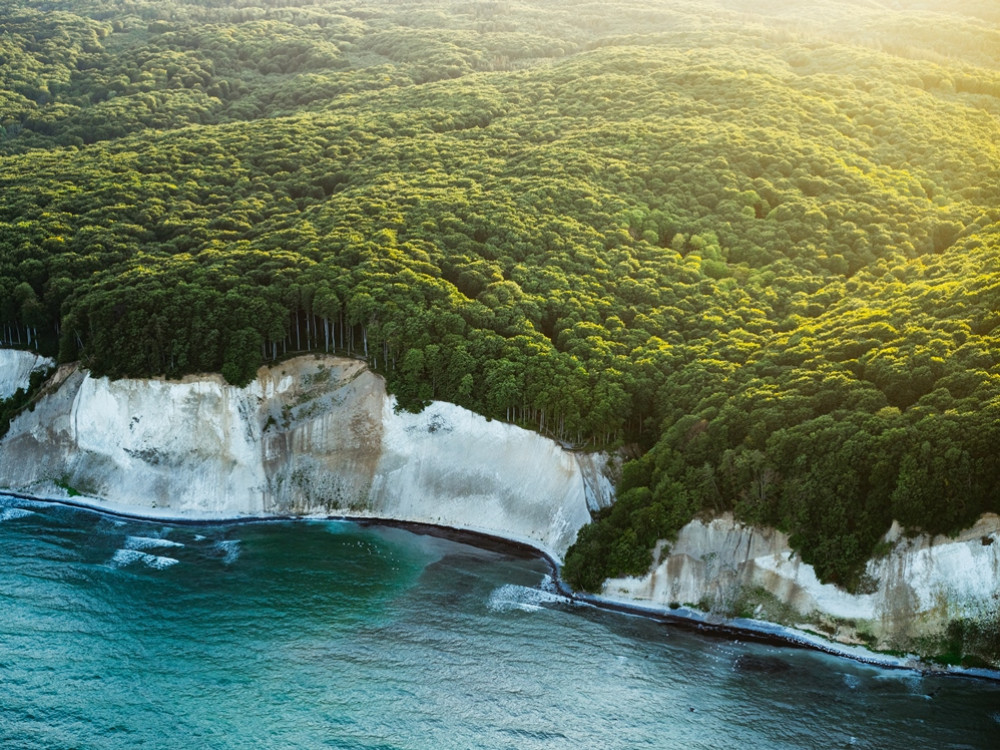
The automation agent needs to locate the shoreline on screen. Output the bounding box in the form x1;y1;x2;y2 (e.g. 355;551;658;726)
4;488;999;683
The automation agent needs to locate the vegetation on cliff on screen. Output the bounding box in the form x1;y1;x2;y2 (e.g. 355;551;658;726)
2;0;999;591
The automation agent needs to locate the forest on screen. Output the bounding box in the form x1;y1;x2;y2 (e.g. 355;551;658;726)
1;0;999;593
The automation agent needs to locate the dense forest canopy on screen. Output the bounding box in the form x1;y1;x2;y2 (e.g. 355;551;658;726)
1;0;999;592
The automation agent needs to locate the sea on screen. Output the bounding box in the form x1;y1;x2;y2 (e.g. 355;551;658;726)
1;494;998;749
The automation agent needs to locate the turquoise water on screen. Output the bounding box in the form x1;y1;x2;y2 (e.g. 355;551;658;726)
1;496;998;749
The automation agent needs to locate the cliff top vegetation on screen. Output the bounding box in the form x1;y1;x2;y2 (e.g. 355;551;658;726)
1;0;999;592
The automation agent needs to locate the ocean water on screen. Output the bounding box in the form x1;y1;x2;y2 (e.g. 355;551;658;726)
1;496;998;749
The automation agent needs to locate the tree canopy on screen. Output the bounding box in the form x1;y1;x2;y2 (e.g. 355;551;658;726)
2;0;999;591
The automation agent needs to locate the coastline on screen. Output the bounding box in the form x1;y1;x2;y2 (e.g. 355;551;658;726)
4;488;999;684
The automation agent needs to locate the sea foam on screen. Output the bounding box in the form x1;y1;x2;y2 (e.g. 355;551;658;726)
111;548;179;570
487;583;568;613
0;508;34;522
214;539;241;565
124;535;185;550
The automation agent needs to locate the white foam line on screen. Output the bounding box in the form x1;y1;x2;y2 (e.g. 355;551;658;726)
487;583;570;613
4;490;998;681
583;591;1000;680
125;535;185;550
144;554;179;570
110;548;179;570
0;508;34;522
0;490;566;562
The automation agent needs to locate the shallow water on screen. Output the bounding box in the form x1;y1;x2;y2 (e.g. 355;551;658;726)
1;495;998;749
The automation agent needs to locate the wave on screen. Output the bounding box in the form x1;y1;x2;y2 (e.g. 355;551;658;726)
214;539;241;565
124;535;185;551
0;508;35;522
0;493;47;512
487;582;569;613
110;548;179;570
842;673;861;690
125;536;184;549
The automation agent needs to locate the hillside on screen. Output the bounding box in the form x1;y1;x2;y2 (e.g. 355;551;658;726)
2;0;999;593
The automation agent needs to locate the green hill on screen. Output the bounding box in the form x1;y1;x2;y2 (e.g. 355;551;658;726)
2;0;999;592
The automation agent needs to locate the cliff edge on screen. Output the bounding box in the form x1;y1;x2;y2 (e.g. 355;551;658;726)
0;355;611;559
0;349;54;400
602;513;1000;668
2;351;996;669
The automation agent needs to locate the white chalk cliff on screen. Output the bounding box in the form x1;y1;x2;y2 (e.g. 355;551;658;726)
0;355;612;559
1;350;997;666
0;349;54;400
602;512;1000;666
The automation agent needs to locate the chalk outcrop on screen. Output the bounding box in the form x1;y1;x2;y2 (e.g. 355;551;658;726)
602;513;1000;665
2;351;997;666
0;356;610;559
0;349;54;400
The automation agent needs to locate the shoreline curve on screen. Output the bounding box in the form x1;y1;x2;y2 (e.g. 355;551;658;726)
3;488;998;684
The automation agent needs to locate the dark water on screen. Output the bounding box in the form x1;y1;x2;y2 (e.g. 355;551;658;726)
1;496;998;749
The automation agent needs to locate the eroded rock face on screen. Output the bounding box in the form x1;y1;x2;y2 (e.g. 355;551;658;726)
0;356;608;559
0;349;54;400
601;512;1000;665
5;351;997;664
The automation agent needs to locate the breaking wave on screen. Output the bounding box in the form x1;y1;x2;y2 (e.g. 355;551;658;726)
0;508;34;522
124;535;185;551
214;539;241;565
487;583;568;613
110;548;179;570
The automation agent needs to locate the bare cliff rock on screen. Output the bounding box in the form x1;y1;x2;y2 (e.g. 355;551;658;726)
602;512;1000;667
2;351;996;667
0;349;54;400
0;355;610;559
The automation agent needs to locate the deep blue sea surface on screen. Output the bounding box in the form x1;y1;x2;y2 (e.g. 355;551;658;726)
2;494;998;749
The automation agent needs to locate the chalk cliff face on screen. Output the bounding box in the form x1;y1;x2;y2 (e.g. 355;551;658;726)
0;356;612;559
602;513;1000;665
2;352;997;666
0;349;54;400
